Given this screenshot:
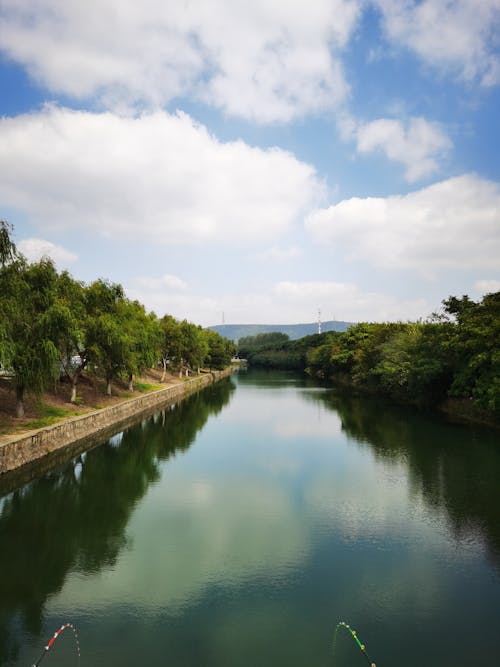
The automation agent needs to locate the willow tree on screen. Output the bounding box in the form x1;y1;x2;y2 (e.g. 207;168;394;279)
0;221;18;368
159;314;183;379
0;256;60;417
85;280;131;396
204;329;236;369
180;320;208;375
0;220;17;267
51;271;90;403
122;301;161;391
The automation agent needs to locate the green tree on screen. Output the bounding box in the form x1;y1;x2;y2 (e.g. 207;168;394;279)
0;220;17;268
443;292;500;414
48;271;91;403
0;257;60;416
371;324;421;399
159;314;183;379
122;302;161;390
180;321;208;374
0;221;19;367
238;332;289;357
204;329;236;369
85;280;131;395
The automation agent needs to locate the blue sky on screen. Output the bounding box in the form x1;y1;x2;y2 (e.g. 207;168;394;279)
1;0;499;326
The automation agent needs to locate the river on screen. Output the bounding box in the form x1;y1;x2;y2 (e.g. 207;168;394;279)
0;369;499;667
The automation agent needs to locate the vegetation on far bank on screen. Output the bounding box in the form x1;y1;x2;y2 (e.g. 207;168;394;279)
0;221;236;420
238;293;500;423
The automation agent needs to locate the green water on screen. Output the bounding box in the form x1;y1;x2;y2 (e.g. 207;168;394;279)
1;370;499;667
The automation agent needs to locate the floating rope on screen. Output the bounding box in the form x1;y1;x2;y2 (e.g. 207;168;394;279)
31;623;80;667
332;621;377;666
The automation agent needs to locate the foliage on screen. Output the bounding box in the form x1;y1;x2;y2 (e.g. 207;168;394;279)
442;292;500;414
238;332;290;354
0;256;61;415
0;222;235;415
0;220;18;268
239;331;339;372
238;293;500;419
204;328;236;369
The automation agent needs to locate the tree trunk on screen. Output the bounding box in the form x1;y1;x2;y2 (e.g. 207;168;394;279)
128;373;134;391
70;370;79;403
161;358;167;382
106;377;112;395
16;384;25;418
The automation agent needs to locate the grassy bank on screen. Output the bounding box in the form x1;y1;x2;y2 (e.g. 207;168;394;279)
0;368;180;441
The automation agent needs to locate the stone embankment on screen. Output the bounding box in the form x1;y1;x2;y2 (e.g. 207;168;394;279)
0;369;232;479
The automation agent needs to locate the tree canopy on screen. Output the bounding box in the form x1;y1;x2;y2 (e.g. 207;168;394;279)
238;294;500;420
0;222;235;415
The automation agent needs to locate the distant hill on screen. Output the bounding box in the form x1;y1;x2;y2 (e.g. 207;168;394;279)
208;320;354;342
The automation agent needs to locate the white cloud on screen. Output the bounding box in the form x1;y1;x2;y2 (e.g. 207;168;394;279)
133;274;189;292
53;476;309;614
252;246;302;262
374;0;500;87
0;106;322;245
306;174;500;276
17;237;78;267
126;276;430;325
0;0;361;123
475;279;500;294
356;117;452;181
273;281;429;321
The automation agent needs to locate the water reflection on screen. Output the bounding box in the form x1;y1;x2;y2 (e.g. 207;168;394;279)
0;379;235;665
309;389;500;568
1;371;499;667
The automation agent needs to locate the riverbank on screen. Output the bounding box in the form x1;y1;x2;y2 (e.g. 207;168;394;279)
0;368;233;477
324;373;500;429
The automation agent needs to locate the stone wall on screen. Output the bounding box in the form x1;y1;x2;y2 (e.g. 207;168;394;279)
0;369;232;477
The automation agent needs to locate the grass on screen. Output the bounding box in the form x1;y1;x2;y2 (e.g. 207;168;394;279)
24;403;81;429
133;382;162;392
0;371;179;439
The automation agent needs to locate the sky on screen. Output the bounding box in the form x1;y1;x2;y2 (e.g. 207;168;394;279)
1;0;499;327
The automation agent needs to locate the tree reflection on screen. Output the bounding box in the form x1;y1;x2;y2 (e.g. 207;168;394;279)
0;378;235;665
313;389;500;567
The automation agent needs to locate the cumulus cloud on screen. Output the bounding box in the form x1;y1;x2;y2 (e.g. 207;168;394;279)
0;106;322;245
133;274;189;292
0;0;360;123
356;117;452;181
374;0;500;87
475;279;500;294
17;237;78;267
306;174;500;276
252;246;302;262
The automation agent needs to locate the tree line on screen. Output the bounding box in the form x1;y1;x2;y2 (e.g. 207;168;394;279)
0;221;236;417
238;293;500;419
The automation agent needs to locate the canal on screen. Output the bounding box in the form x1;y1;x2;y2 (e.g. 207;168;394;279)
0;370;499;666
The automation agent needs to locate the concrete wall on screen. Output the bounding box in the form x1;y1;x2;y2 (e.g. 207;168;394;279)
0;369;232;478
